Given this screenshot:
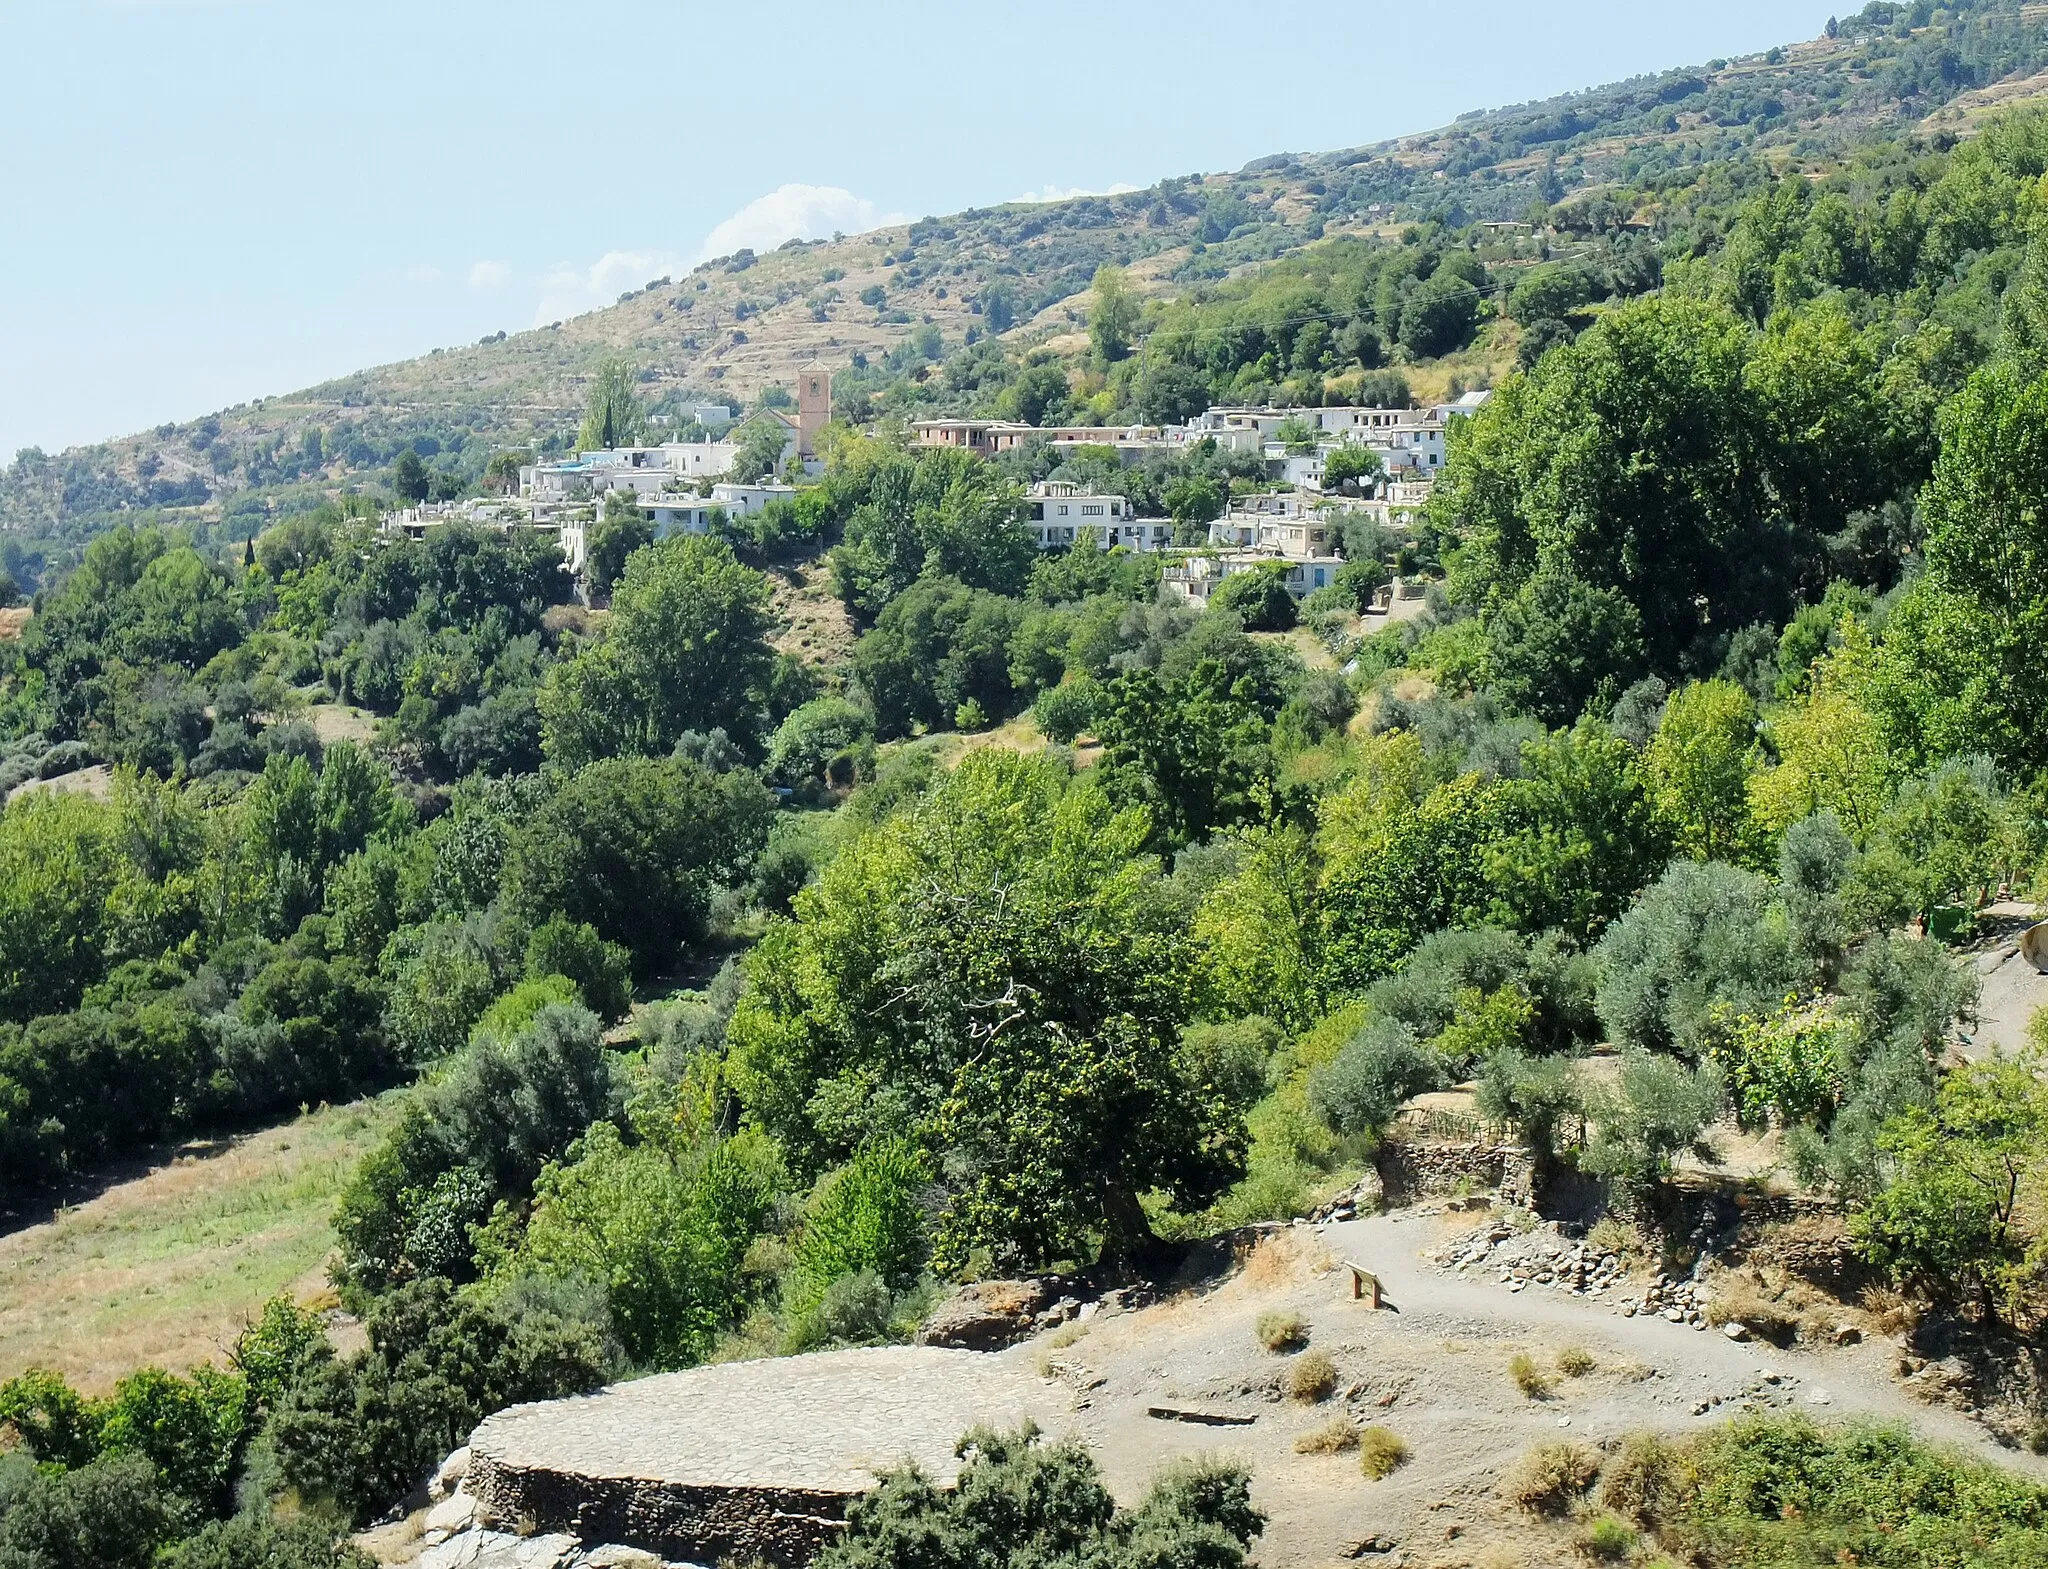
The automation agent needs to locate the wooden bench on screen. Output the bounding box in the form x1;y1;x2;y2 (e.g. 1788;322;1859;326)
1344;1262;1382;1309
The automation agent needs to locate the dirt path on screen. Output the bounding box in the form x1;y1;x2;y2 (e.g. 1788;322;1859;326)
1014;1210;2047;1569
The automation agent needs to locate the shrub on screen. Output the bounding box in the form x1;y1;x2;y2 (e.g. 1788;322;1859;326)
1033;679;1099;745
1502;1441;1600;1515
1288;1348;1338;1403
1356;1426;1409;1480
1256;1311;1308;1352
1294;1417;1358;1454
1556;1346;1596;1378
1577;1514;1638;1562
1306;1018;1443;1141
789;1140;929;1317
1509;1350;1552;1398
1596;1433;1677;1525
524;917;634;1022
165;1513;375;1569
1210;564;1298;631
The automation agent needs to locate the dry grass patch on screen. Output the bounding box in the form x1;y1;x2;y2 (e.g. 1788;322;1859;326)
1046;1321;1088;1350
1357;1425;1410;1480
0;1097;398;1392
1556;1345;1596;1378
1508;1350;1552;1398
1288;1347;1338;1402
1502;1441;1601;1516
1705;1271;1805;1345
1294;1416;1358;1454
1257;1310;1309;1352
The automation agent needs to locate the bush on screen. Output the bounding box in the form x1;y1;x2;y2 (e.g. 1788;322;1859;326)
1356;1426;1409;1480
1256;1311;1308;1352
1596;1432;1678;1525
1509;1350;1552;1398
524;917;635;1022
1502;1441;1600;1515
1556;1345;1596;1378
1210;565;1298;631
1306;1018;1443;1141
1293;1417;1358;1454
789;1139;929;1316
165;1513;375;1569
0;1452;173;1569
1288;1348;1337;1402
1581;1049;1726;1205
1033;679;1099;744
1576;1514;1638;1562
767;697;873;787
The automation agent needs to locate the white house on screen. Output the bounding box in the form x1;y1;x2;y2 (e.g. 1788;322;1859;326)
1025;481;1171;552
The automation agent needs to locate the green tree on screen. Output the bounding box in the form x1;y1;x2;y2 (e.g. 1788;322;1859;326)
1321;443;1383;493
1487;567;1647;728
729;752;1248;1268
818;1426;1262;1569
0;789;123;1022
1646;679;1759;863
577;358;644;452
584;490;655;598
1094;659;1275;848
1088;264;1140;362
1208;564;1298;631
540;535;776;763
391;448;428;505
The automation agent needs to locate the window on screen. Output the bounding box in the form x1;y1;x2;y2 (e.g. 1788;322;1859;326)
1082;504;1104;516
1030;503;1044;520
1058;504;1070;515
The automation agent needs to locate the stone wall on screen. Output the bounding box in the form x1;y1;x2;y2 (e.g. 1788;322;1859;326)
464;1453;848;1567
1375;1138;1524;1204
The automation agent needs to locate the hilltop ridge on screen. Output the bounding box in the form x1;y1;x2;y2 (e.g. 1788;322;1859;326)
8;0;2048;555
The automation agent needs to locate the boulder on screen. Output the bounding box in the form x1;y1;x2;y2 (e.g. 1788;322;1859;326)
1722;1321;1752;1343
1831;1323;1863;1347
430;1446;471;1501
916;1280;1052;1350
423;1491;479;1544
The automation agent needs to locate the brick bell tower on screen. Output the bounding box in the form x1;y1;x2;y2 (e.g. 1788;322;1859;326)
796;360;832;459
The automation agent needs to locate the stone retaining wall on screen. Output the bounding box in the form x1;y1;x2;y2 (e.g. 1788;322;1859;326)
1375;1138;1524;1203
464;1452;848;1567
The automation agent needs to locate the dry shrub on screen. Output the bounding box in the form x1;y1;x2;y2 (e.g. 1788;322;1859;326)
1289;1347;1338;1402
1861;1282;1918;1337
1597;1432;1679;1526
1585;1215;1645;1260
1508;1350;1552;1398
1556;1345;1596;1378
1257;1310;1309;1352
1294;1416;1359;1454
1357;1425;1410;1480
1501;1441;1600;1516
1705;1274;1801;1344
1046;1321;1088;1350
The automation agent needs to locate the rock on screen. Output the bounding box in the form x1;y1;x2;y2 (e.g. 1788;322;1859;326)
1831;1323;1863;1347
422;1532;579;1569
423;1491;479;1543
1344;1535;1399;1557
575;1549;668;1568
1722;1321;1752;1343
430;1446;470;1501
917;1280;1052;1350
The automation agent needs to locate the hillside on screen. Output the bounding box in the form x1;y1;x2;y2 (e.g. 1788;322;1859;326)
8;0;2048;561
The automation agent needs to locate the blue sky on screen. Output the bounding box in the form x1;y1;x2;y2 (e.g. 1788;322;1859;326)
0;1;1833;459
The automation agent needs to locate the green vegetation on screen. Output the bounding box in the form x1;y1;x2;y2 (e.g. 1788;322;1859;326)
12;7;2048;1556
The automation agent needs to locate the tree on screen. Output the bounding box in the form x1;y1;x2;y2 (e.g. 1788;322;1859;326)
1593;860;1801;1057
728;415;790;483
1646;680;1759;863
1088;264;1140;362
1581;1049;1726;1208
816;1426;1261;1569
1487;566;1647;727
0;789;123;1023
584;490;655;598
1398;270;1481;358
1208;564;1298;631
391;448;428;504
577;357;644;453
505;755;768;968
1094;659;1275;849
539;535;776;763
1321;443;1383;493
728;752;1249;1269
1853;1055;2048;1319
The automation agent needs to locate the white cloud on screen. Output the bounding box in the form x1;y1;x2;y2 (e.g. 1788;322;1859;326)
691;184;905;264
526;185;904;327
1010;181;1142;205
532;249;680;326
468;259;512;289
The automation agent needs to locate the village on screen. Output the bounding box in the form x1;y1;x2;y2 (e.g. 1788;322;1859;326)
379;357;1488;612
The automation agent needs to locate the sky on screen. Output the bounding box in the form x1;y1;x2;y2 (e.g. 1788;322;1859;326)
0;1;1836;460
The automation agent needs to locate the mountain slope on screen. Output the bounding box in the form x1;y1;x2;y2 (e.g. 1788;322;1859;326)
7;0;2048;554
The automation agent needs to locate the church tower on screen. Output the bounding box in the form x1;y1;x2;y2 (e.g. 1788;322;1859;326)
796;361;832;459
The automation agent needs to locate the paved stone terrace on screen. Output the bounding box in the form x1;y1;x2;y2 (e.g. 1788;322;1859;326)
471;1344;1075;1492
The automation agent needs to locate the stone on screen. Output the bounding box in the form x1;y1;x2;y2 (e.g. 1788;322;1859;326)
917;1280;1051;1350
1344;1534;1399;1557
1831;1323;1863;1347
1722;1322;1751;1343
424;1491;479;1542
575;1549;670;1568
432;1446;472;1501
422;1532;578;1569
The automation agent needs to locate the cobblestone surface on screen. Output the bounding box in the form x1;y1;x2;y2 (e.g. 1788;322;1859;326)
472;1346;1073;1492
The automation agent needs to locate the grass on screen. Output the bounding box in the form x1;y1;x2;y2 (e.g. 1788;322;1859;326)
1294;1417;1359;1454
1257;1310;1308;1352
1357;1425;1410;1480
1288;1347;1338;1402
1046;1321;1089;1350
0;1096;399;1393
1557;1345;1596;1378
1501;1441;1600;1516
1577;1514;1638;1562
1509;1349;1553;1398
